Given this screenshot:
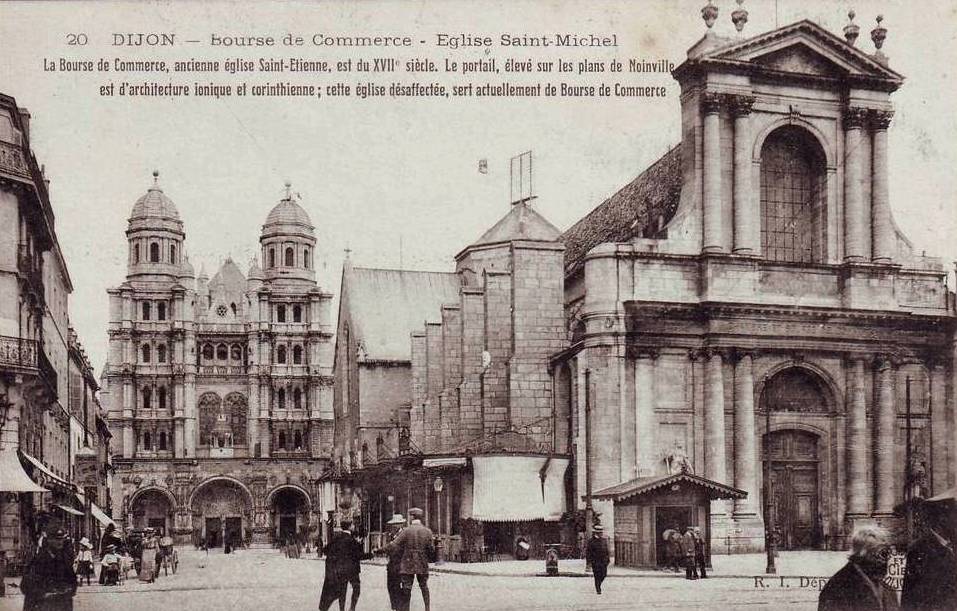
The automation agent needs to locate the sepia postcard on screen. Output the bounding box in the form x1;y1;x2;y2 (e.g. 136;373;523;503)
0;1;955;610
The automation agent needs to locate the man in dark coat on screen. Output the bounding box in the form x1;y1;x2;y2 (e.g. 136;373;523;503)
818;525;899;611
693;527;708;579
681;526;698;580
20;527;77;611
318;520;364;611
381;507;434;611
380;514;407;611
584;525;610;594
901;493;957;611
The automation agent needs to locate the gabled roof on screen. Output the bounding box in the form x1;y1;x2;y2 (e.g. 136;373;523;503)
341;266;459;362
678;19;903;89
209;258;246;290
560;145;682;271
592;471;747;503
472;200;561;247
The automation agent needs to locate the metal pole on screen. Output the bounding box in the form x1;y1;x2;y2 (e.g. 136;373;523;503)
764;403;776;574
584;369;593;571
905;377;913;543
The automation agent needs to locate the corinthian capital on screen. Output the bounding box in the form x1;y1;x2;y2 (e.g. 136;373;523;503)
869;109;894;130
701;91;724;114
729;95;756;117
843;107;868;130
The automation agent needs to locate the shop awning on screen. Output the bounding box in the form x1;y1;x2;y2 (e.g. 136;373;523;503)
422;457;467;468
90;503;118;528
56;504;84;516
471;455;569;522
20;450;70;487
0;449;47;493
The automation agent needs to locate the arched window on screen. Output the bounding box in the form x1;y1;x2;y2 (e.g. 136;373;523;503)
294;430;303;450
230;302;237;316
141;344;151;363
269;248;276;267
303;247;311;269
170;244;176;264
157;302;166;321
230;345;242;361
293;345;303;364
142;387;152;409
278;431;287;450
143;431;152;450
142;302;151;321
216;344;228;361
277;346;287;364
134;243;140;263
293;305;302;323
284;247;294;266
293;387;302;409
158;387;167;410
159;431;167;451
277;305;286;323
157;344;167;363
277;388;286;409
760;126;827;263
202;344;214;361
149;242;160;263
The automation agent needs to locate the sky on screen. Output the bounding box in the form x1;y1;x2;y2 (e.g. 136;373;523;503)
1;0;955;376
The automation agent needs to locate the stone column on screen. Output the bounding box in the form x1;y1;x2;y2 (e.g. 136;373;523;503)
731;95;757;255
732;353;757;515
702;92;725;253
635;352;656;477
843;107;867;262
870;110;894;263
704;350;727;484
930;363;949;494
845;357;871;517
619;347;634;480
874;356;897;514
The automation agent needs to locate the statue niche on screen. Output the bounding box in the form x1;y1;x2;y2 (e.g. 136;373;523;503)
198;392;248;448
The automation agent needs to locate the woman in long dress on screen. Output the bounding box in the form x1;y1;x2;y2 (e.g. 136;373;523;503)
139;530;158;583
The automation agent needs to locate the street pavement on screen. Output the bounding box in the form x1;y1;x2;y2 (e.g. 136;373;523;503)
0;548;852;610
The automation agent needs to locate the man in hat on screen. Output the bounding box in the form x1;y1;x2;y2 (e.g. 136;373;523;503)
681;526;698;580
318;519;364;611
901;490;957;611
692;527;708;579
381;507;434;611
378;514;406;611
585;525;610;594
20;526;77;610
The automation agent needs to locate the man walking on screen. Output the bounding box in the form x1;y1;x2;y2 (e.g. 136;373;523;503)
692;527;707;579
681;526;698;580
584;525;610;594
319;520;363;611
382;514;406;611
21;526;77;611
380;507;434;611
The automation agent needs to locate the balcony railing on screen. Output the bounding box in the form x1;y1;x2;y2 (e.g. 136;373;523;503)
0;140;31;179
197;365;247;376
0;335;37;370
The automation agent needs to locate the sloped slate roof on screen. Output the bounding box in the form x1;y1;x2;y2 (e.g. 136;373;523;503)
560;144;682;271
209;258;246;291
592;471;747;503
472;200;562;246
345;267;459;362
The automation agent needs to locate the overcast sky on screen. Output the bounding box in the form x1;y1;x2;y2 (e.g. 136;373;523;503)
1;0;955;376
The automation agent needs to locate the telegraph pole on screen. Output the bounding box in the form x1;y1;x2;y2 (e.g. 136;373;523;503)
905;377;913;543
764;402;776;574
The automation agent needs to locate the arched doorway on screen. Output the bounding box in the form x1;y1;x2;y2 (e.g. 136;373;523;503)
764;430;821;550
190;478;252;549
130;488;175;535
268;486;310;545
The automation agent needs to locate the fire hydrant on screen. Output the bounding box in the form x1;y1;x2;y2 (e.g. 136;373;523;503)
544;545;560;576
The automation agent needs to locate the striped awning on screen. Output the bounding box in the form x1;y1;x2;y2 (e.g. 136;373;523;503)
56;504;84;516
90;503;118;528
471;455;569;522
20;450;70;487
0;450;47;493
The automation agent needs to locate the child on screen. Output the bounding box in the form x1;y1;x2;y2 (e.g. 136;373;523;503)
75;538;95;585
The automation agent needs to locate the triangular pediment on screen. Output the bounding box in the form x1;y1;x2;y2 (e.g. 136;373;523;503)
704;20;902;83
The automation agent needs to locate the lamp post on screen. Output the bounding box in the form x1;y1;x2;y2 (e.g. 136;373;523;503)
764;402;776;574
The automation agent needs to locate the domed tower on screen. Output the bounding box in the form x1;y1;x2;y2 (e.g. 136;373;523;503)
127;170;185;279
260;182;316;285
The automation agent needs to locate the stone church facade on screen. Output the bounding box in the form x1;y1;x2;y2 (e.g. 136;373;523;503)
102;177;334;545
556;12;956;557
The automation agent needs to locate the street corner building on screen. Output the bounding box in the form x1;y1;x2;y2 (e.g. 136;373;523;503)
102;178;336;547
557;8;957;564
0;93;115;573
332;7;957;568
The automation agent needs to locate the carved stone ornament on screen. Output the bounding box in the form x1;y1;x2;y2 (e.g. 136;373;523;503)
843;107;868;130
869;110;894;130
701;91;723;114
701;1;718;29
729;94;755;117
